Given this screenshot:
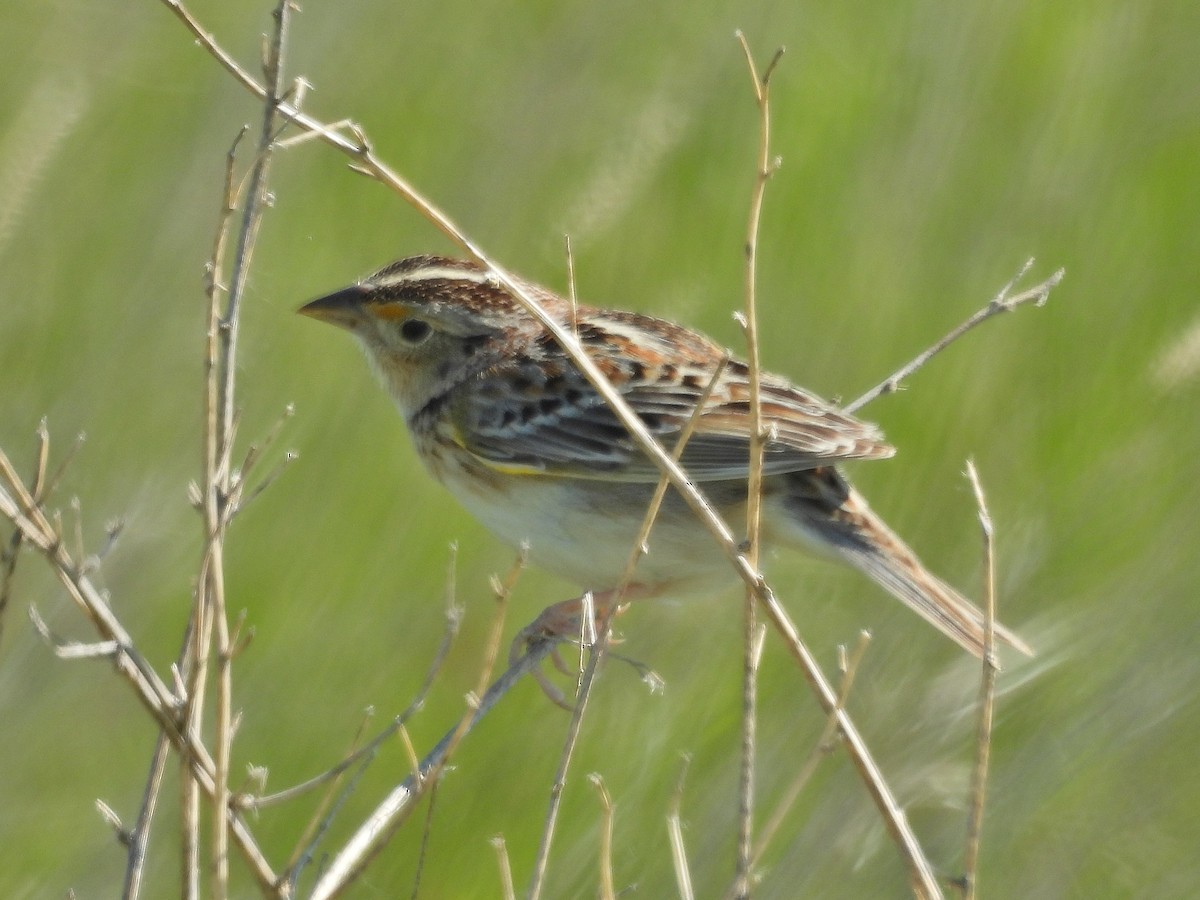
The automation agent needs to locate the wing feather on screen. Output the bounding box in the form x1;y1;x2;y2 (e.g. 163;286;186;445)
454;309;893;480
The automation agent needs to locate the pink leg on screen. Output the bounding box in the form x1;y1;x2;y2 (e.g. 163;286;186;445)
511;584;656;707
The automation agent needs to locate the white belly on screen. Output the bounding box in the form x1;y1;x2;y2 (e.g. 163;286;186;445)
438;463;740;592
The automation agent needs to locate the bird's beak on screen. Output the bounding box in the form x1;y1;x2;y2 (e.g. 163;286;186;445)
297;285;370;330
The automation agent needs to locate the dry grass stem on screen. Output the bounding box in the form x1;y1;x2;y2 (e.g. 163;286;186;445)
751;631;872;872
200;5;293;894
733;32;782;896
960;460;999;899
309;556;522;898
526;352;730;900
0;422;54;643
251;571;463;814
125;736;171;900
411;774;441;899
667;755;695;900
0;463;279;892
490;836;516;900
589;773;617;900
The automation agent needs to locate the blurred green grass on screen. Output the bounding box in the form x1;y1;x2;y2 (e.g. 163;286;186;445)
3;0;1199;897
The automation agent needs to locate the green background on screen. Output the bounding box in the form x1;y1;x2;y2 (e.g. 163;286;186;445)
2;1;1198;897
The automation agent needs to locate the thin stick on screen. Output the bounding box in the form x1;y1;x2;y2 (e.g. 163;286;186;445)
123;734;171;900
589;774;616;900
180;122;246;900
961;461;998;899
308;642;555;900
733;32;783;897
845;262;1064;414
526;357;729;900
491;836;516;900
306;555;521;899
410;774;441;900
0;472;279;893
0;421;52;645
667;755;695;900
211;6;293;896
750;631;871;872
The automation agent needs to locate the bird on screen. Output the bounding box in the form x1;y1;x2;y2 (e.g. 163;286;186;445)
299;254;1032;668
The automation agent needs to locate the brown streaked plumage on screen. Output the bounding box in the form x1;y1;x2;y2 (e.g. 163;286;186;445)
300;254;1033;660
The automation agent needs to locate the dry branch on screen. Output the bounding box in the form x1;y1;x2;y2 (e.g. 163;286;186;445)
960;461;1000;899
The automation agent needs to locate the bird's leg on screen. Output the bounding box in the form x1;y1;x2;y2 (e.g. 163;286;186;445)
511;586;650;707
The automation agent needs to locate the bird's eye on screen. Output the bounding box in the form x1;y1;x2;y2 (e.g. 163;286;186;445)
399;318;433;345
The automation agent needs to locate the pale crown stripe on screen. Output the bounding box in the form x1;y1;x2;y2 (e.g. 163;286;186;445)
371;266;493;291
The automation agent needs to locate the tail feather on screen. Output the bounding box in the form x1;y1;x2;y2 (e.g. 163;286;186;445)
779;468;1034;660
833;528;1034;659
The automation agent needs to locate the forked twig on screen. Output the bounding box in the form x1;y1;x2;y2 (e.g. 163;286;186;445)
307;555;522;899
0;459;279;893
846;261;1064;414
308;640;554;899
0;424;49;643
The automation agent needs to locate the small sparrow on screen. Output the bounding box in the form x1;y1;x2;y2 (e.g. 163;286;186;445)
300;255;1032;661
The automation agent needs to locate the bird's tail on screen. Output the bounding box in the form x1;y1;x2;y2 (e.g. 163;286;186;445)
776;468;1034;660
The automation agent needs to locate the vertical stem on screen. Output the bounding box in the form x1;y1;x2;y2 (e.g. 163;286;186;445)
188;3;294;896
123;734;171;899
962;461;998;899
733;33;782;898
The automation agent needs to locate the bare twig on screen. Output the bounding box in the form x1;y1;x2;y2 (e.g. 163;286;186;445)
526;356;729;900
124;735;172;900
307;555;521;899
197;5;295;896
589;774;616;900
97;799;131;846
845;262;1064;414
308;640;554;900
0;464;279;892
667;755;695;900
491;836;516;900
733;32;783;897
2;423;81;645
751;631;872;872
179;120;248;900
411;773;441;899
960;461;999;899
1;423;48;642
28;606;120;659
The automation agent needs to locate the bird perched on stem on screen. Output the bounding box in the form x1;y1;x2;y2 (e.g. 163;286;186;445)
300;255;1032;668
